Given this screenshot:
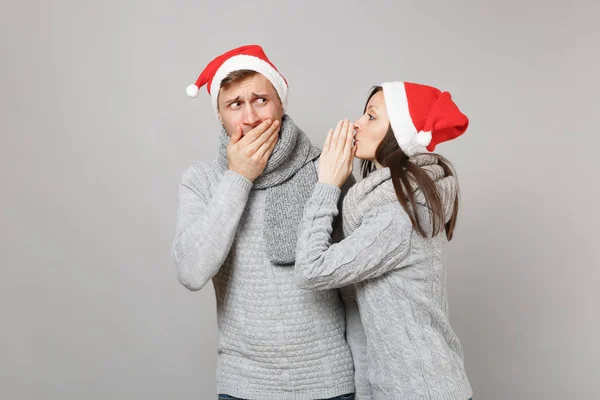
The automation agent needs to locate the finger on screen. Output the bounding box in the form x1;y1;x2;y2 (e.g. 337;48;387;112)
331;119;344;150
230;125;243;145
265;119;280;138
336;119;350;152
257;126;279;158
252;120;279;154
248;119;279;153
343;122;354;155
322;129;333;152
239;119;272;145
258;135;278;162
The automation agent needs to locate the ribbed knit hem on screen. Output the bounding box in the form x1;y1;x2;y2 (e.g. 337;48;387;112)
313;182;342;203
217;381;355;400
372;380;472;400
222;169;254;191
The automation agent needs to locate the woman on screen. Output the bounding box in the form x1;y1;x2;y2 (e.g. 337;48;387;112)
295;82;473;400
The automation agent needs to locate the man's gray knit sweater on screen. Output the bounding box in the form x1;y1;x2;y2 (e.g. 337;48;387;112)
171;159;357;400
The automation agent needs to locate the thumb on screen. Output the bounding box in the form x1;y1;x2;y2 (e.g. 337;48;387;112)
230;125;243;144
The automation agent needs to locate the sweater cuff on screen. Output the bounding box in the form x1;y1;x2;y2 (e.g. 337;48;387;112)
312;182;342;203
223;169;254;191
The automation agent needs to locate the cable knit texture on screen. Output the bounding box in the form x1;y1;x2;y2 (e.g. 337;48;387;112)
295;154;473;400
172;153;358;399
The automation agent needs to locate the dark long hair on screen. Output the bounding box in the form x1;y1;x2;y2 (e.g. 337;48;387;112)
360;86;459;240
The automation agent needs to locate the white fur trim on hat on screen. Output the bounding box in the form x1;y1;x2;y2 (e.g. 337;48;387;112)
210;54;288;117
382;81;427;156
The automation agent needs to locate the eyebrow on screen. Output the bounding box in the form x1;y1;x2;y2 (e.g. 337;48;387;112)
368;105;379;112
251;92;270;99
224;95;241;105
224;93;270;105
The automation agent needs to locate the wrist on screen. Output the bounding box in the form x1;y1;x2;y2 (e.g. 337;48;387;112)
227;168;255;185
313;182;342;202
228;166;254;182
318;179;340;188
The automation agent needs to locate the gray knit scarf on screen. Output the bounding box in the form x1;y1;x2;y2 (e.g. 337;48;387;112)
342;154;457;236
217;115;321;266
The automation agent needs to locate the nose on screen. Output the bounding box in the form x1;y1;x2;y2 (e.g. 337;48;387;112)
243;105;260;127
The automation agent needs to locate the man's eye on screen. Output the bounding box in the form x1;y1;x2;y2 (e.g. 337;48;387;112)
230;102;241;108
256;98;267;104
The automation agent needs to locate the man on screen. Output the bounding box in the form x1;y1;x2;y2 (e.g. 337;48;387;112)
172;45;360;400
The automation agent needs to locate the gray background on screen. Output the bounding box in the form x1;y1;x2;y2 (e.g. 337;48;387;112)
1;0;598;399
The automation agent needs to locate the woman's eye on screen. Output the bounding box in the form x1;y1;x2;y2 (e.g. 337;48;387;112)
368;114;375;120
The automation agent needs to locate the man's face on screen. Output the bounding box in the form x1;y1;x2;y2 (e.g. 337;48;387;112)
217;74;284;137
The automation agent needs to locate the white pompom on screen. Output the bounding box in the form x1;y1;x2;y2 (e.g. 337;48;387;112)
416;131;432;146
186;84;199;98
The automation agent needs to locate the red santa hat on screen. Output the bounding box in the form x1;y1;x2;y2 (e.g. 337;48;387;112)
186;45;288;114
381;82;469;156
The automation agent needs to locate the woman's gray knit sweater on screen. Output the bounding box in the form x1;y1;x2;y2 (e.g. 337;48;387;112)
295;156;473;400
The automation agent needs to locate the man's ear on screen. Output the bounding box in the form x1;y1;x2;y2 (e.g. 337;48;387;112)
216;91;224;125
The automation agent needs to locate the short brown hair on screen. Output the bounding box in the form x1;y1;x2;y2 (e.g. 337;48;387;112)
218;69;283;110
219;69;259;91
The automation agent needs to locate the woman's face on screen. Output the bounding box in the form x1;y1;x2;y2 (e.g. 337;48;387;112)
353;90;390;162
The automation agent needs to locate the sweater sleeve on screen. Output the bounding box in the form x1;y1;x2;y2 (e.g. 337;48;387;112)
310;157;356;245
332;172;356;245
295;182;412;291
171;163;253;291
